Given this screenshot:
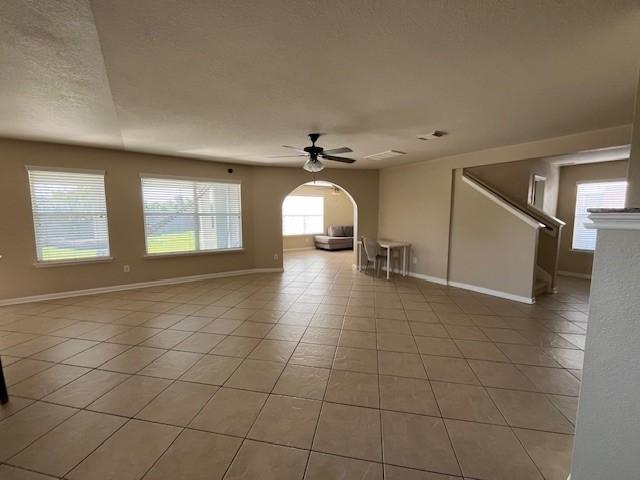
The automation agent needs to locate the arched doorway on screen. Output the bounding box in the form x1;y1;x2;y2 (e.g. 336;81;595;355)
280;180;358;268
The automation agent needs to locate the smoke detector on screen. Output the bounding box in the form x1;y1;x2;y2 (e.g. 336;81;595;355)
417;130;448;141
364;150;406;161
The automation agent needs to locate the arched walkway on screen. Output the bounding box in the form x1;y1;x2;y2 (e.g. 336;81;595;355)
280;181;359;267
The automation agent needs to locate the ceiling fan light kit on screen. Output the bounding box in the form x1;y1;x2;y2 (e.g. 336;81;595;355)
303;157;325;172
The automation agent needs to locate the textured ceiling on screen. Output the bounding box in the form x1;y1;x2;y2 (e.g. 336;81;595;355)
1;0;639;169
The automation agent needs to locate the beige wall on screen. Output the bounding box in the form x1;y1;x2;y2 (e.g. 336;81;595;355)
448;170;538;300
282;184;354;250
378;125;631;291
0;139;378;301
248;165;378;270
378;163;453;282
466;157;560;216
556;159;629;276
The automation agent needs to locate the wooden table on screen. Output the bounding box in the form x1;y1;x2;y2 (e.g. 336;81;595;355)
357;240;411;280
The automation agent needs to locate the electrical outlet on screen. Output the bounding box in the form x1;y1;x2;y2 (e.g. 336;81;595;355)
123;264;130;273
412;257;418;265
273;253;278;261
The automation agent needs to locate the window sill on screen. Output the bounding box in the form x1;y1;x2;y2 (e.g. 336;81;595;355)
143;248;245;259
33;256;114;268
570;249;594;254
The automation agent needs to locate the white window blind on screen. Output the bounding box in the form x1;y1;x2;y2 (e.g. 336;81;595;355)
572;180;627;251
141;177;242;255
27;169;111;263
282;196;324;236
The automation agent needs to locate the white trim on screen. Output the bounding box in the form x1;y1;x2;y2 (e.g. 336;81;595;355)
283;247;316;252
407;271;448;285
576;177;627;186
569;248;594;254
144;248;244;259
528;174;547;208
0;268;283;306
25;165;106;175
585;212;640;231
447;280;535;304
381;267;448;286
558;270;592;280
33;256;114;268
368;265;532;301
139;172;241;184
462;175;545;229
283;232;323;238
527;204;566;227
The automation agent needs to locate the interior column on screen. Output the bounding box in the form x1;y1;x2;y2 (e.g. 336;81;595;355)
570;71;640;479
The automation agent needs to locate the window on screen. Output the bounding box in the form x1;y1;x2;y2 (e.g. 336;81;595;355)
141;176;242;255
27;168;111;263
282;196;324;236
529;175;546;210
572;180;627;251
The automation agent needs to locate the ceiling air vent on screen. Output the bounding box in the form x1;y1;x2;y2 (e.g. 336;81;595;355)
365;150;406;161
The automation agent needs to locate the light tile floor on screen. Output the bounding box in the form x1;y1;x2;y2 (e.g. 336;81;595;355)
0;250;588;479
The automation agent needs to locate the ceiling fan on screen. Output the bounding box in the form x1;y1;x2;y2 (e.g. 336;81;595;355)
271;133;355;172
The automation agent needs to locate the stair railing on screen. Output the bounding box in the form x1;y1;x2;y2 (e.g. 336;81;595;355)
463;170;565;294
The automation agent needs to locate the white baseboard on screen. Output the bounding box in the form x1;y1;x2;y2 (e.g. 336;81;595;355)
447;280;535;304
283;247;315;252
378;266;529;301
558;270;592;280
377;266;448;286
406;271;448;286
0;268;284;307
357;264;533;303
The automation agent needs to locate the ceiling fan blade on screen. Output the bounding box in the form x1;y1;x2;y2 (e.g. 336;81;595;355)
282;145;306;153
321;154;356;163
267;154;308;158
322;147;353;155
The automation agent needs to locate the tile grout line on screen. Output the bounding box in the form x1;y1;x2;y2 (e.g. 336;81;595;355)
217;302;321;479
300;308;355;479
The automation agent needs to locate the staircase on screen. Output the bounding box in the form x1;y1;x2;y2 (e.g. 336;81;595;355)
534;278;549;296
463;170;565;301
